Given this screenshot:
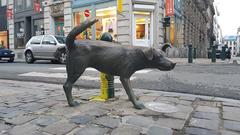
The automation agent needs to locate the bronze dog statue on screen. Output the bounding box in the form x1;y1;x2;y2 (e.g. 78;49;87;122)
63;19;176;109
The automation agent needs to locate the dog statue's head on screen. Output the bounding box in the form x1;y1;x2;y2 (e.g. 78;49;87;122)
143;48;176;71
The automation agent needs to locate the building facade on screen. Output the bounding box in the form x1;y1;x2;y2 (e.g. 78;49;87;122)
43;0;72;37
223;35;237;57
181;0;215;58
0;0;8;48
7;0;44;58
70;0;165;47
237;27;240;56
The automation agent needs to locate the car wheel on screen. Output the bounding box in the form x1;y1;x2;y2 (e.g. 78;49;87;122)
25;51;34;64
8;57;14;63
59;52;66;64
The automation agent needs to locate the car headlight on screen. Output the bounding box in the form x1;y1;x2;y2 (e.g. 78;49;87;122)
11;52;15;54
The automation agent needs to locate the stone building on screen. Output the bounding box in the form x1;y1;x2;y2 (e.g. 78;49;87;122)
181;0;215;58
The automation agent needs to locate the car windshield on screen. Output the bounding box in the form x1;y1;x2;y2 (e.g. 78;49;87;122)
54;36;66;44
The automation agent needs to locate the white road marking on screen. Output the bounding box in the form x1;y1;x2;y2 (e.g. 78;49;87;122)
50;67;152;74
18;72;135;84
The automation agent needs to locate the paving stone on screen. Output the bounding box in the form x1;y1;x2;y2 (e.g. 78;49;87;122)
224;120;240;132
165;112;190;120
4;115;37;125
74;125;108;135
147;126;173;135
193;111;219;120
85;108;109;117
176;105;193;113
179;96;196;101
19;103;46;112
31;115;60;127
189;118;219;130
70;115;94;125
9;123;40;135
155;118;185;130
111;125;141;135
185;127;220;135
42;120;77;135
223;106;240;121
0;109;25;118
223;102;240;108
125;116;154;128
196;106;219;113
0;122;11;133
92;116;120;129
221;130;240;135
223;112;240;122
223;106;240;112
178;100;192;106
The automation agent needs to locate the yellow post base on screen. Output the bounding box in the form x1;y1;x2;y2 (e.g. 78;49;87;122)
89;73;108;102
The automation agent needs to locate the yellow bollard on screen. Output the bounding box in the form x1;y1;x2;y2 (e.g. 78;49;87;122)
90;73;109;101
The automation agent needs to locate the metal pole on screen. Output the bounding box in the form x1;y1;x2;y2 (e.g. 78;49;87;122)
188;44;193;63
211;45;216;63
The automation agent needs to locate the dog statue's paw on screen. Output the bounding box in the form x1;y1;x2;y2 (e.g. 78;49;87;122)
69;101;80;107
134;102;145;109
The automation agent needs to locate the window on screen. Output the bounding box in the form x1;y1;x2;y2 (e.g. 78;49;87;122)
26;0;32;9
1;0;7;6
15;0;23;11
133;11;153;47
33;19;44;36
30;36;43;44
42;36;56;45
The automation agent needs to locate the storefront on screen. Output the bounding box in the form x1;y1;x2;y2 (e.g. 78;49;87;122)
72;0;164;47
73;1;117;40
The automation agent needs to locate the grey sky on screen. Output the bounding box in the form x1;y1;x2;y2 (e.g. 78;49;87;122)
215;0;240;36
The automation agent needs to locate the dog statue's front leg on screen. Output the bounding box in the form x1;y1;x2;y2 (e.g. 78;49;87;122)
63;80;79;107
120;77;145;109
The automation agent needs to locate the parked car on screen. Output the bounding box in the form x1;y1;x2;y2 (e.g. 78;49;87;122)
207;48;221;59
24;35;66;64
0;45;15;62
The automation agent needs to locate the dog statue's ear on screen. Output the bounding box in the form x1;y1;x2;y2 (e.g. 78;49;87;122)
143;48;154;60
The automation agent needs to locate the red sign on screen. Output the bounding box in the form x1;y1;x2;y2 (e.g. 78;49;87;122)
166;0;174;16
6;9;13;19
84;9;90;17
34;2;41;13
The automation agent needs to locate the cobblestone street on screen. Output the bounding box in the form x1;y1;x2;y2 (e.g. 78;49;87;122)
0;79;240;135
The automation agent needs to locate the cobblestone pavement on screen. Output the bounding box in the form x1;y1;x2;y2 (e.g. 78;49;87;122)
0;79;240;135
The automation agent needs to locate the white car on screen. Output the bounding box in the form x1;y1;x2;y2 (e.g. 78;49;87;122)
24;35;66;64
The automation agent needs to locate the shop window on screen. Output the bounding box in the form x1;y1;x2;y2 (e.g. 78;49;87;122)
15;22;25;49
73;7;117;40
133;11;152;47
33;19;44;36
96;7;117;40
74;11;92;40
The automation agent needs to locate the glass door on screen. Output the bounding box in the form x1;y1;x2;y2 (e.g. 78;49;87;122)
133;12;152;47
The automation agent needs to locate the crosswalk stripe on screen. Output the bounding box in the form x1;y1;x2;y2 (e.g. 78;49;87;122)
18;72;135;84
50;67;152;74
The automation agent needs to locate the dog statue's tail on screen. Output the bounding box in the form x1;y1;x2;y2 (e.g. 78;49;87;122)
66;19;98;50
